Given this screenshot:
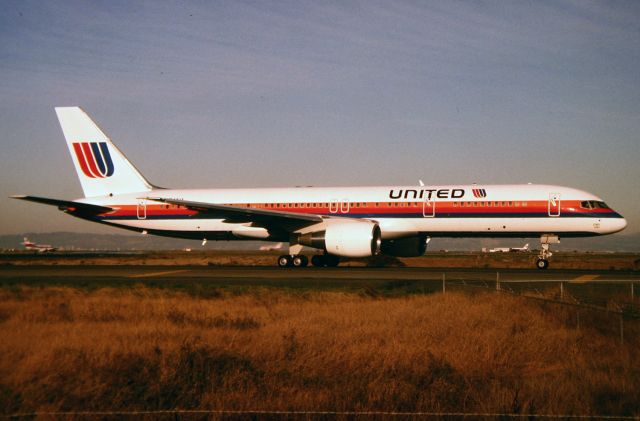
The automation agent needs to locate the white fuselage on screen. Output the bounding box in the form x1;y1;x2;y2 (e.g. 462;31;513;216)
77;183;627;241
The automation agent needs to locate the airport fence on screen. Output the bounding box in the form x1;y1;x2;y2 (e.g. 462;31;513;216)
439;272;640;345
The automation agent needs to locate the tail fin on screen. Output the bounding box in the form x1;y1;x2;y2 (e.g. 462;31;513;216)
55;107;152;198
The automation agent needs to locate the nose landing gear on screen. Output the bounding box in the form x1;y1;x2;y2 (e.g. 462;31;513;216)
536;235;559;270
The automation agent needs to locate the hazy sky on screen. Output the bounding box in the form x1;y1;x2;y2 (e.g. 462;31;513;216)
1;1;639;235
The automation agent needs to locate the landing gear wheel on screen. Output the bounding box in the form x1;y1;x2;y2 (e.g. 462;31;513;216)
311;255;325;267
292;255;308;267
278;255;293;267
536;258;549;270
325;255;340;267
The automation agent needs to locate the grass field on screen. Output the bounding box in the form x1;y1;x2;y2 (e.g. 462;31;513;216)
1;285;639;418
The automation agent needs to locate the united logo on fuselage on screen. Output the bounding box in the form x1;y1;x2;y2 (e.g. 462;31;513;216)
472;188;487;198
72;142;114;178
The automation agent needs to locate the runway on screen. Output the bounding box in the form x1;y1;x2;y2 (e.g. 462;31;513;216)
1;265;637;284
2;265;637;312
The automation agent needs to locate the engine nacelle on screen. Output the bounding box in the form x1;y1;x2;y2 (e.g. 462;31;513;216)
380;236;427;257
298;221;381;257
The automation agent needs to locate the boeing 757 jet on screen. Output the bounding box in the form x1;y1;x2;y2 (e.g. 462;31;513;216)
12;107;627;269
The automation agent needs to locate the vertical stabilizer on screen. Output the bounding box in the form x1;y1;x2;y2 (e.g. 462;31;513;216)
55;107;152;198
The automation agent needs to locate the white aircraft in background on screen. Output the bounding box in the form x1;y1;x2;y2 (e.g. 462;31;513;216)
12;107;627;269
259;242;284;251
487;243;530;253
510;243;530;252
22;237;57;253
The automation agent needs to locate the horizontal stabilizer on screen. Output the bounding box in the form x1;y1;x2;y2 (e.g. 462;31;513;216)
11;195;112;214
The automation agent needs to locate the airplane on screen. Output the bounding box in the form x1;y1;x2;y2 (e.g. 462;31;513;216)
487;243;530;253
11;107;627;269
22;237;57;253
259;242;284;251
510;243;530;252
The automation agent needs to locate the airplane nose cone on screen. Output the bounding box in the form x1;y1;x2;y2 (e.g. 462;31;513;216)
619;217;628;231
610;217;627;233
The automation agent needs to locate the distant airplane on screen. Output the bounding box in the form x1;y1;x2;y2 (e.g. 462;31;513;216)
487;243;530;253
259;242;283;251
510;243;530;252
22;237;57;253
12;107;627;269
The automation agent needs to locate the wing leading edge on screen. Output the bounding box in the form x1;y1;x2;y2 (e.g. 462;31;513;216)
146;197;324;232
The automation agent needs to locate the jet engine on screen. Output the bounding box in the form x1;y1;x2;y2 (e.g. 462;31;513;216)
298;221;381;257
380;236;427;257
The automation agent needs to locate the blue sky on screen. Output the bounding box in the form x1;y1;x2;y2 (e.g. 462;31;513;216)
1;0;639;235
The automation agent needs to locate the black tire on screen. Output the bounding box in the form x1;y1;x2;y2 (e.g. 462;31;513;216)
278;255;293;267
292;255;308;267
325;254;340;267
536;258;549;270
299;255;309;267
311;255;325;267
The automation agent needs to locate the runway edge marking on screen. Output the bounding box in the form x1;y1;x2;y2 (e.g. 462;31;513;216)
128;269;191;278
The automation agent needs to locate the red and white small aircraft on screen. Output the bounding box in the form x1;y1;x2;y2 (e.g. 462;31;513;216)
12;107;627;269
22;237;57;253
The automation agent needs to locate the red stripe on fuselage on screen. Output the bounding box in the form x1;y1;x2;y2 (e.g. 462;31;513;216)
96;201;617;219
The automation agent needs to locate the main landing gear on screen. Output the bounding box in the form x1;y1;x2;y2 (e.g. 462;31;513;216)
277;254;340;267
311;254;340;267
277;254;308;267
277;239;341;268
536;234;559;270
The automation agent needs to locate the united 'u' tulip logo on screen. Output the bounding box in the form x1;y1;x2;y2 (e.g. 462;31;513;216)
472;188;487;198
72;142;114;178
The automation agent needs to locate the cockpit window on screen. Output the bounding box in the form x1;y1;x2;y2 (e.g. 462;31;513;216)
581;201;609;209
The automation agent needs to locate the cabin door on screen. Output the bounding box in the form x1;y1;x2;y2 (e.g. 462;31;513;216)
548;193;561;217
137;199;147;220
423;198;435;217
329;199;339;214
340;198;350;214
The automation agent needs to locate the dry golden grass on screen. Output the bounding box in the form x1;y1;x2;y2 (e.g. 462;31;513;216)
0;287;638;417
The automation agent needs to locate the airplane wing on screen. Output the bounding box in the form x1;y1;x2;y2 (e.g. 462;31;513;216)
147;197;325;232
11;195;113;214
